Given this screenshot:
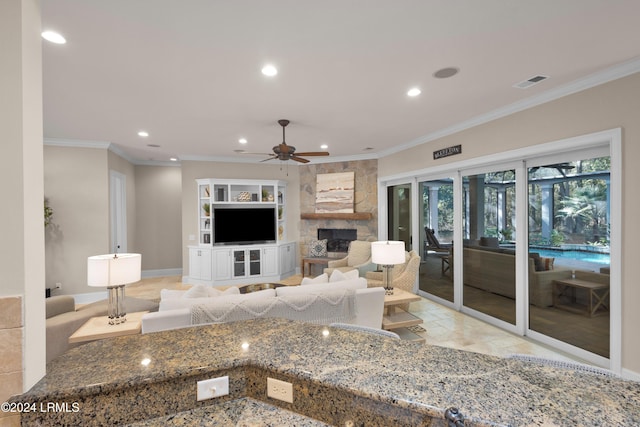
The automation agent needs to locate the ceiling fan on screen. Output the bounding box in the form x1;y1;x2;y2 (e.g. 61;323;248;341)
244;119;330;163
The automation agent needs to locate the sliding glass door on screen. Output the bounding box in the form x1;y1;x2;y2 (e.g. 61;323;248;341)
381;130;619;368
461;167;517;325
418;178;454;302
527;154;611;359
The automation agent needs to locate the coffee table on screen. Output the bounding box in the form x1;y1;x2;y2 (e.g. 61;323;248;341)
68;311;148;344
239;282;285;294
382;289;425;342
553;278;610;317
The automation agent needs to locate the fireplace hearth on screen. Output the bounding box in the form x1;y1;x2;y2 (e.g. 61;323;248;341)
317;228;357;253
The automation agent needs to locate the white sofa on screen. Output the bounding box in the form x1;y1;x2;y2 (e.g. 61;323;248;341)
141;277;385;333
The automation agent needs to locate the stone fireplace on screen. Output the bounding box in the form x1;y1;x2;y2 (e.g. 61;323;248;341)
299;159;378;259
318;228;357;253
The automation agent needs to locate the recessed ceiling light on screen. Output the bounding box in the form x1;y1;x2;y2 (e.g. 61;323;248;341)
239;138;248;144
433;67;459;79
320;144;328;150
169;157;178;162
41;31;66;44
261;64;278;77
147;144;160;148
407;87;421;97
138;131;149;137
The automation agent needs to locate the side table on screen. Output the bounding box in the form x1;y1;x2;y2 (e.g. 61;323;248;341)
68;311;148;344
301;256;333;277
382;289;425;342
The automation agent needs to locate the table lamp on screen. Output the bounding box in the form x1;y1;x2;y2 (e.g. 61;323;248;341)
87;253;141;325
371;241;405;295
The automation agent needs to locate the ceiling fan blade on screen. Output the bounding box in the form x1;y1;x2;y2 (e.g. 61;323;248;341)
294;151;330;156
290;156;310;163
260;156;277;162
241;152;275;156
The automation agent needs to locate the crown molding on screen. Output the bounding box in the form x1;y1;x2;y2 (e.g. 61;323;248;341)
44;138;111;149
376;57;640;158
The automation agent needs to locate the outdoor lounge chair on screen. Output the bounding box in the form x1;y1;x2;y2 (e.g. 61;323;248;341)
423;227;452;258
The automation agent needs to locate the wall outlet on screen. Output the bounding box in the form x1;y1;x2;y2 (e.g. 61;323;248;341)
267;377;293;403
55;282;62;290
196;376;229;401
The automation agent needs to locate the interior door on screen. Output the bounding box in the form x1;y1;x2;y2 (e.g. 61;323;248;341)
387;184;411;250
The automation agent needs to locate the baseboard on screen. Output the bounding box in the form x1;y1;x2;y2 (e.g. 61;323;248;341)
142;268;182;278
72;291;108;304
622;367;640;382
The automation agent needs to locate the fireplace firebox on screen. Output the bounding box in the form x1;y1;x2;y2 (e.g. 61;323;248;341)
317;228;357;253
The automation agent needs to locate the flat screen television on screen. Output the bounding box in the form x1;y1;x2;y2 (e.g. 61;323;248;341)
213;207;276;245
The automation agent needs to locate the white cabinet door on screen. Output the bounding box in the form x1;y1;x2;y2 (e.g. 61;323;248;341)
189;247;212;281
279;243;296;275
213;248;231;280
262;246;278;277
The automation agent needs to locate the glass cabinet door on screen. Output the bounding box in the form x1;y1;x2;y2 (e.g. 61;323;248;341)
249;249;261;276
233;250;246;277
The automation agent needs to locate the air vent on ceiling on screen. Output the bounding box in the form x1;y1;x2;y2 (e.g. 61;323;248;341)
513;75;549;89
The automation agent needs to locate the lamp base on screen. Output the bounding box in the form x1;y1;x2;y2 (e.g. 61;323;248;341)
107;285;127;325
382;264;395;295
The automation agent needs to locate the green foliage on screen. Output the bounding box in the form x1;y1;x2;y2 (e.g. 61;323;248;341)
550;229;564;246
44;198;53;227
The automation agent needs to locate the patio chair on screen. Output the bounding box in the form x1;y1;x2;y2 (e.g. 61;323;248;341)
423;227;452;258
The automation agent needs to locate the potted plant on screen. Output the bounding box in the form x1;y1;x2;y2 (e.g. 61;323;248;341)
44;198;53;227
202;203;210;217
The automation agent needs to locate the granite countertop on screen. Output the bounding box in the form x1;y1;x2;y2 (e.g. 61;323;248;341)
15;318;640;426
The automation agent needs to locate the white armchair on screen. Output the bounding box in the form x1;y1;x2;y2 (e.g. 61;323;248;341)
366;250;421;310
324;241;375;276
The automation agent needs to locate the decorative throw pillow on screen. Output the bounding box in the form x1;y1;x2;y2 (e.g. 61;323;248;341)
329;269;359;282
301;273;329;285
535;256;555;271
182;284;210;298
308;239;328;257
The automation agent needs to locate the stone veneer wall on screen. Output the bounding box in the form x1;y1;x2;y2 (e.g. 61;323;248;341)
0;296;23;427
299;160;378;258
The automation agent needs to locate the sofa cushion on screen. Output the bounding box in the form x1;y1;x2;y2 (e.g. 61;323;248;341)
159;288;275;311
276;278;366;297
46;295;75;319
161;286;240;300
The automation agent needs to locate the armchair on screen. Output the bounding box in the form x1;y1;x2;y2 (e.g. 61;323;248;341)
366;250;421;309
324;240;375;276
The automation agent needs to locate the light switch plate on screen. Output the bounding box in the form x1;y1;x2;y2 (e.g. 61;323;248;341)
197;376;229;401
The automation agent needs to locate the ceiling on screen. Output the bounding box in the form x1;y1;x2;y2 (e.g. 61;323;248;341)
41;1;640;164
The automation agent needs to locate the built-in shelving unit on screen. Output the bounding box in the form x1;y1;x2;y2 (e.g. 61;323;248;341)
188;178;296;287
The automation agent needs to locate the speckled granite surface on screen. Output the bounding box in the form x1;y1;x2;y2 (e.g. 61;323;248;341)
12;318;640;426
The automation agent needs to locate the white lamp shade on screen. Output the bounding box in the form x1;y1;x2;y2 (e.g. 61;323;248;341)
87;253;142;287
371;241;405;265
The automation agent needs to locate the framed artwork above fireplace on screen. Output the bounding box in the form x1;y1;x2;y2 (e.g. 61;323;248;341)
315;172;355;213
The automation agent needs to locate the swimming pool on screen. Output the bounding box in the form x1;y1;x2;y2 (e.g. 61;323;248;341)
531;248;610;265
